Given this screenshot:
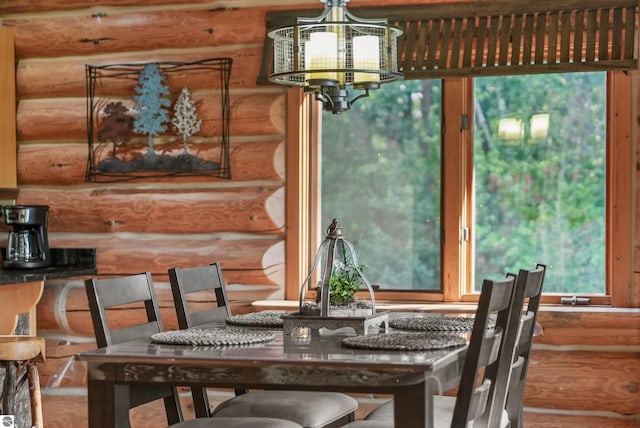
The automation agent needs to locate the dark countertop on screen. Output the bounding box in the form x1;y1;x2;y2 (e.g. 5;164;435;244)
0;248;97;285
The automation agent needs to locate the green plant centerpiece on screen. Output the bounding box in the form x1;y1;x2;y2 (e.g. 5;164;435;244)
316;260;367;307
282;219;388;335
298;219;376;317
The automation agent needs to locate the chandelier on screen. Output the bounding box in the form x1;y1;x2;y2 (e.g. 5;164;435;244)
267;0;403;114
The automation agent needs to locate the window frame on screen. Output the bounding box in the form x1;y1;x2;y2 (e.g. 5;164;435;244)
285;70;635;308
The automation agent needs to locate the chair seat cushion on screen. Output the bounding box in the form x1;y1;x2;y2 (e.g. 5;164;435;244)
363;395;509;427
211;390;358;428
171;416;303;428
339;422;391;428
365;396;457;425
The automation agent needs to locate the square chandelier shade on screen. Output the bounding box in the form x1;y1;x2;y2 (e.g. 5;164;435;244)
269;21;402;88
266;0;403;113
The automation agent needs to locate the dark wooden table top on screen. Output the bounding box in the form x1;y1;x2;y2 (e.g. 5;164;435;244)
76;325;468;395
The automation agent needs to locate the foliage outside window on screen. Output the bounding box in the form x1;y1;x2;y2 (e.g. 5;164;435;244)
320;72;606;296
473;73;606;293
321;80;442;291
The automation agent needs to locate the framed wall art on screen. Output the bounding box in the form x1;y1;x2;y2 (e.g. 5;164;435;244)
85;58;232;182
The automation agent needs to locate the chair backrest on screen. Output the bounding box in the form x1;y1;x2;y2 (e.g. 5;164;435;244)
85;272;164;347
451;274;521;427
168;263;233;417
474;263;547;428
84;273;183;424
168;262;231;329
504;263;546;428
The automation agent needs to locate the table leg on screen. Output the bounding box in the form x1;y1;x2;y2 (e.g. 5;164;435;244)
87;378;130;428
393;377;437;428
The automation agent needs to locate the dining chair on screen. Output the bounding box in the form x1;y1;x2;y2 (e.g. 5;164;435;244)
341;274;521;428
84;273;184;426
168;263;358;428
504;263;546;428
472;264;546;428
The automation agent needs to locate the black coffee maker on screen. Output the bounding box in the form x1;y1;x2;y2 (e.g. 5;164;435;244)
2;205;51;269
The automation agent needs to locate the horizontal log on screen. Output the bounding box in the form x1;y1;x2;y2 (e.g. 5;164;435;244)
2;0;430;16
16;186;284;234
17;47;268;99
538;309;640;329
525;349;640;414
6;8;267;59
38;237;285;286
17;138;284;185
2;0;236;14
16;92;285;141
88;59;247;100
536;310;640;346
535;326;640;347
523;413;639;428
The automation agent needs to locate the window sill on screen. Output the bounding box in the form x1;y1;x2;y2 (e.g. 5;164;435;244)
251;300;640;314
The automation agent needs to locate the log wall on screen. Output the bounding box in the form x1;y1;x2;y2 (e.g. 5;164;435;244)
0;1;639;427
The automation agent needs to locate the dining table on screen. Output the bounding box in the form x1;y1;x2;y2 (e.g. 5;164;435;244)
75;316;468;428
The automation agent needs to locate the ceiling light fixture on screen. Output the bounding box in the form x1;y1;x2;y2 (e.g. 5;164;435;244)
267;0;403;114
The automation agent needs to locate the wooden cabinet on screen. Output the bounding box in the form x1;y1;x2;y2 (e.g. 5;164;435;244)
0;27;16;189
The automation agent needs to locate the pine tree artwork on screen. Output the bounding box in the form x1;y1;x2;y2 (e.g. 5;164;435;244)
86;58;232;182
172;86;202;152
132;63;171;155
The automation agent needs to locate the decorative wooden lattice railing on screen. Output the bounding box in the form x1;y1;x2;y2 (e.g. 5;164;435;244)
260;0;639;81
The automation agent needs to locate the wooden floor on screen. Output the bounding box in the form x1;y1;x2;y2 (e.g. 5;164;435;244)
39;389;640;427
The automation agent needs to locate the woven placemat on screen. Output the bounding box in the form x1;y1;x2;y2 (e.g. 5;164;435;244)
226;311;285;328
342;332;467;351
389;316;477;332
151;328;275;346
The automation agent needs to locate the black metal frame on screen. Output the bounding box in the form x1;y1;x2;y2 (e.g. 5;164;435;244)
85;58;232;182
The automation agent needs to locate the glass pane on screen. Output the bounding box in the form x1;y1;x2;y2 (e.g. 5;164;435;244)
473;73;606;294
321;80;442;290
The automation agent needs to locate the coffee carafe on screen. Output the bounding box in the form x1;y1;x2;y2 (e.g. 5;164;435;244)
2;205;51;269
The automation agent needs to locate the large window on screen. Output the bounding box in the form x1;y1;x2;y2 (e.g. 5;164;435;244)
311;71;624;303
473;73;606;294
321;80;442;291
